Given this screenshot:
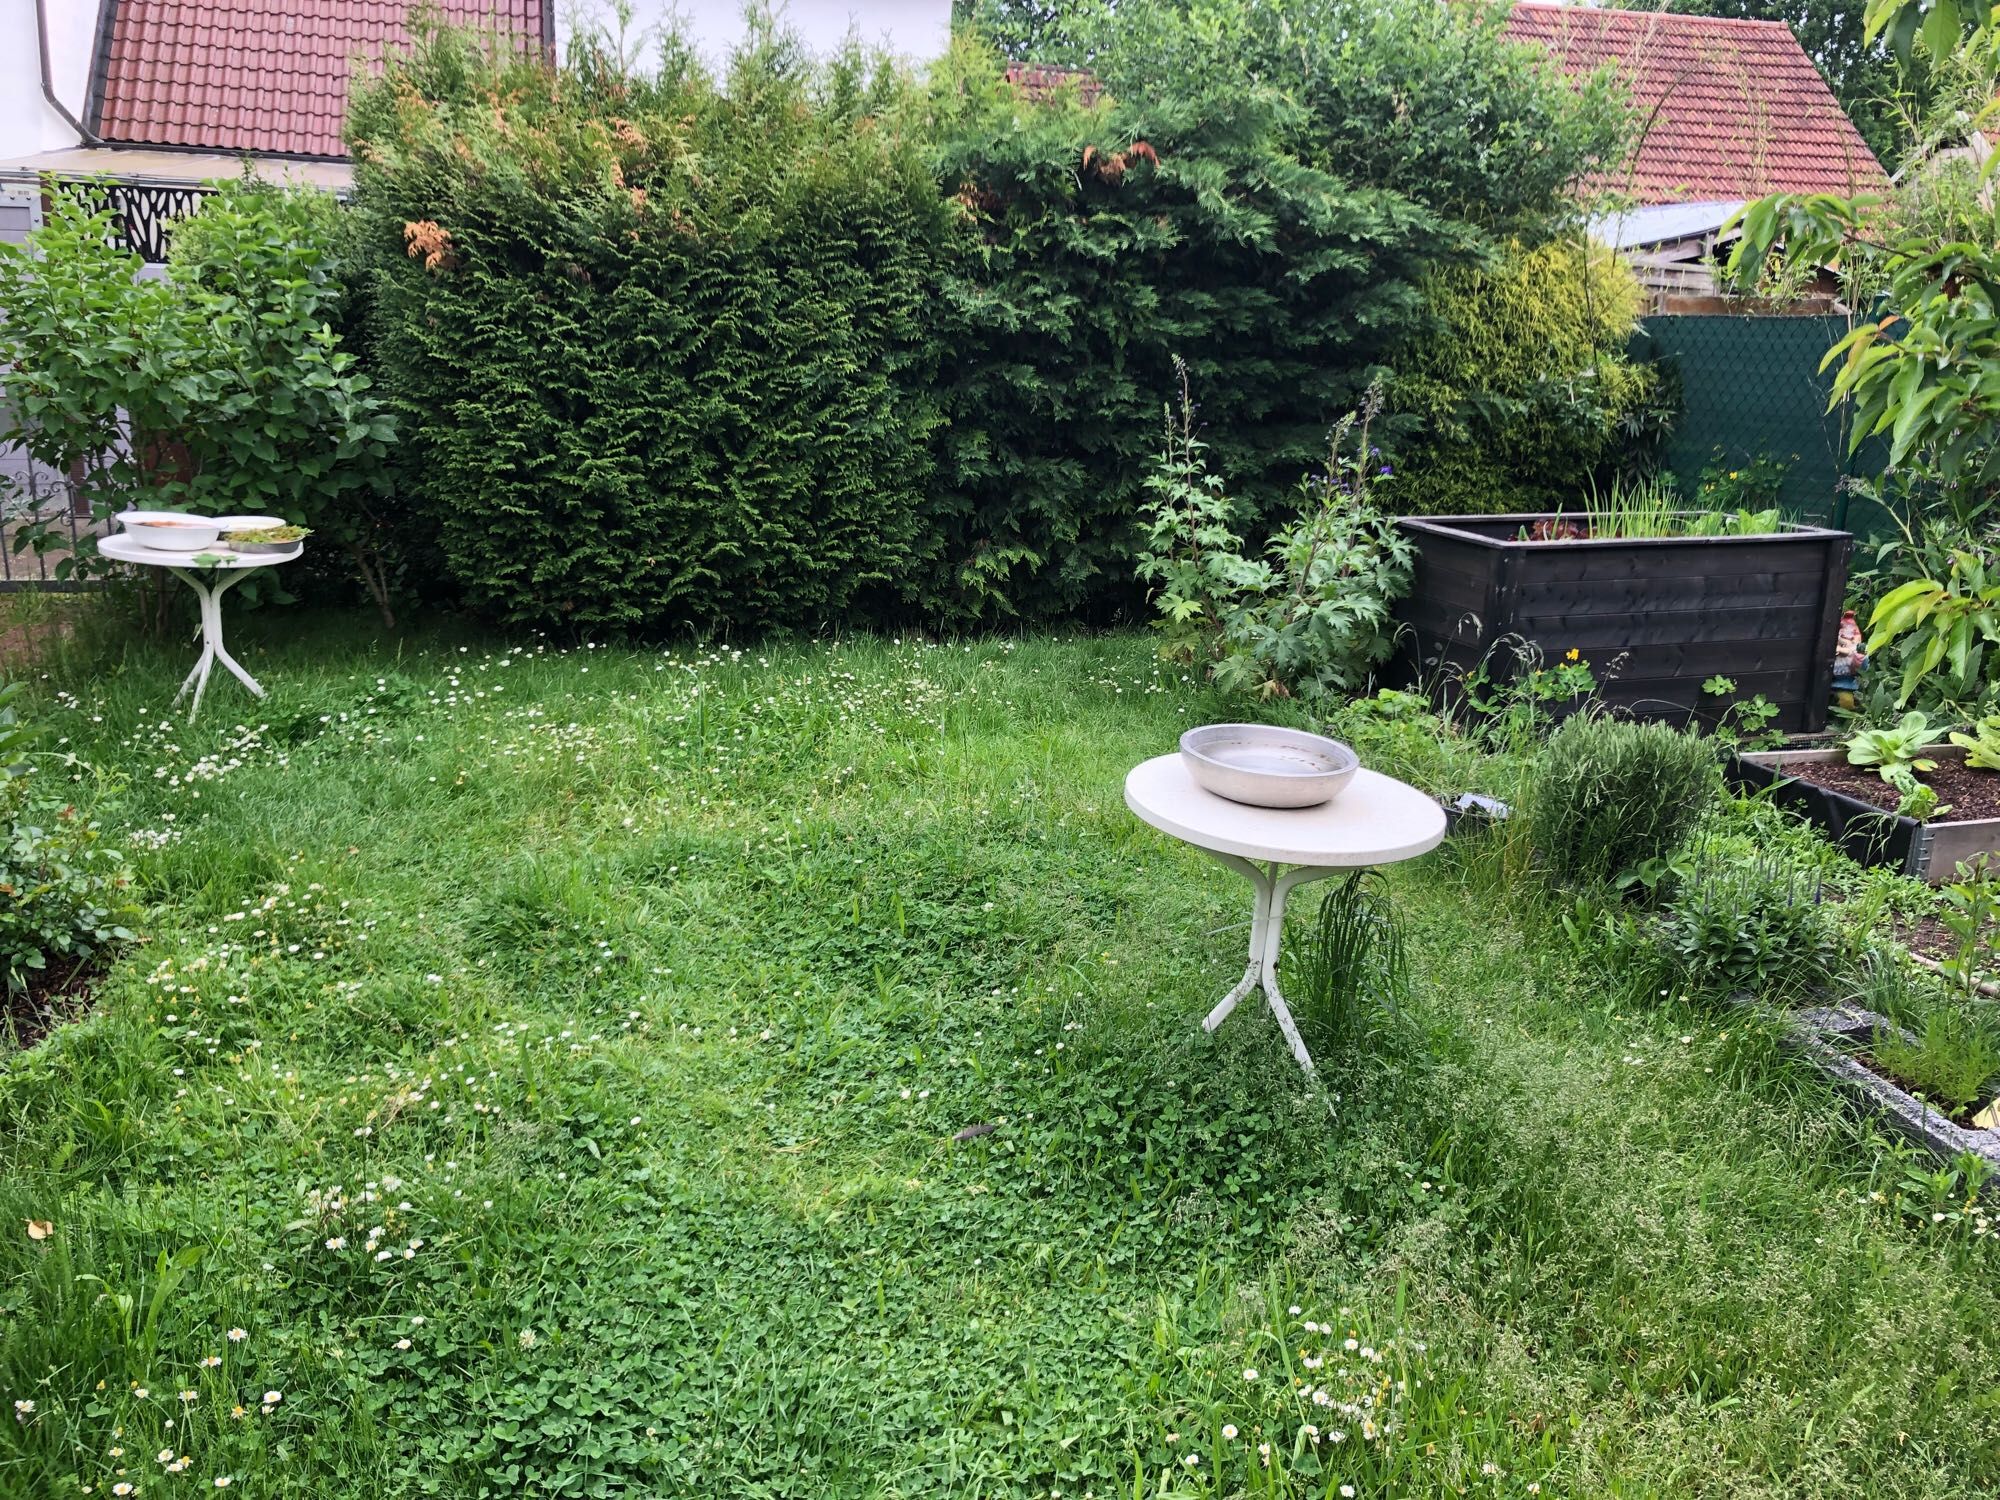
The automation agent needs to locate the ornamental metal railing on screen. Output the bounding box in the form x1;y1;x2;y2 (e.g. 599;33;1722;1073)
0;469;101;592
80;180;215;264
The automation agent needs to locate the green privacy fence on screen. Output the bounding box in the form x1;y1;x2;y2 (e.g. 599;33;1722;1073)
1634;313;1893;543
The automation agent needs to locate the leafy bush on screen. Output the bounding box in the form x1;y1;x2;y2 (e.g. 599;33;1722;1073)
0;683;39;777
1661;853;1841;1000
1528;714;1719;887
346;25;950;634
0;686;137;998
1390;238;1665;516
1135;369;1412;701
0;183;397;619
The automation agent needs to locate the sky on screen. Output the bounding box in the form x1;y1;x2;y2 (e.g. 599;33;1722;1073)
558;0;956;69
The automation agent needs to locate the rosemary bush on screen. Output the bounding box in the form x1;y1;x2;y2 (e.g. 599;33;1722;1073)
1528;714;1719;888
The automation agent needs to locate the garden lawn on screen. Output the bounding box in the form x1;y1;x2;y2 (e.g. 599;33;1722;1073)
1;624;1996;1499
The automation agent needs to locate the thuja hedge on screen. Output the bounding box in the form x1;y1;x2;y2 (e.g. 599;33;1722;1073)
347;31;950;633
927;58;1444;621
346;18;1619;631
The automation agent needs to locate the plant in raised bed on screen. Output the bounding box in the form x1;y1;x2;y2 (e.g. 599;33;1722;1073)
1847;710;1951;818
1700;674;1781;751
1937;855;2000;999
1869;1006;2000;1121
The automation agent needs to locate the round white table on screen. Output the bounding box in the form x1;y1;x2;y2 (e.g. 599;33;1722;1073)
1124;753;1446;1074
98;533;302;720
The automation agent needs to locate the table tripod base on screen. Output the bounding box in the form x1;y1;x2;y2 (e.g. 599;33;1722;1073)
167;568;265;721
1199;853;1339;1074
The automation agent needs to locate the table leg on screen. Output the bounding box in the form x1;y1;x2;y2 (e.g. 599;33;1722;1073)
1202;853;1271;1034
167;569;264;721
1198;853;1340;1074
1261;866;1339;1073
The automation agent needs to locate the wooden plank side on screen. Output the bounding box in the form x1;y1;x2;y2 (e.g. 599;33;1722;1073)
1803;534;1850;733
1398;593;1494;645
1403;560;1493;617
1558;640;1817;679
1506;606;1822;650
1502;569;1829;616
1514;540;1830;583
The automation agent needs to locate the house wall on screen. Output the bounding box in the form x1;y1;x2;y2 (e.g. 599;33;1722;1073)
561;0;953;68
0;0;97;161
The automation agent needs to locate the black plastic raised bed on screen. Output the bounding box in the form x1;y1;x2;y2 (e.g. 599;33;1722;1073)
1392;514;1851;733
1729;745;2000;882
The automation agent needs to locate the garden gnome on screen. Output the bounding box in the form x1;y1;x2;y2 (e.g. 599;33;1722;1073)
1832;609;1866;710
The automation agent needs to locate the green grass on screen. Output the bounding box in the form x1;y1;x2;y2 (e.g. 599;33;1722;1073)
1;617;1997;1498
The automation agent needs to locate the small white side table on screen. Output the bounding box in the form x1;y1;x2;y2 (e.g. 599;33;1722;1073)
1124;753;1446;1073
98;533;302;721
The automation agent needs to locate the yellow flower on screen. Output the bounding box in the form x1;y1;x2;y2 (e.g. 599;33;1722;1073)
1565;648;1580;662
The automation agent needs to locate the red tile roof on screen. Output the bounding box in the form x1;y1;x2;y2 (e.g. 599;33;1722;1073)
1003;63;1105;107
92;0;552;159
1501;3;1888;202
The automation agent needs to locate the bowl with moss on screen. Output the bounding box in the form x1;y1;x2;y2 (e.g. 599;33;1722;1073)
222;524;312;555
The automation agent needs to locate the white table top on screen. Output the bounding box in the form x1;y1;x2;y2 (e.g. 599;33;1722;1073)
100;533;302;570
1125;752;1447;866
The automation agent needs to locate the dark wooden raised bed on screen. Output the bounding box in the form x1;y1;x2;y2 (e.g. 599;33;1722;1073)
1729;745;2000;882
1788;1004;2000;1169
1392;514;1851;733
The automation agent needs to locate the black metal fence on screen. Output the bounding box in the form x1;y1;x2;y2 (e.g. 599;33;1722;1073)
91;181;215;264
0;471;100;592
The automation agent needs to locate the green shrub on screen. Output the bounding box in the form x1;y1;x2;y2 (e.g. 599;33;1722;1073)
0;790;136;998
0;183;397;618
347;6;1627;628
928;43;1440;620
977;0;1629;236
1529;714;1720;887
1662;853;1841;1001
1391;238;1665;516
346;25;951;634
935;2;1627;616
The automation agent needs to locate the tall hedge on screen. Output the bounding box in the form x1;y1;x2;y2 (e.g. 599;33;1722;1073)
345;29;951;634
345;11;1628;631
926;52;1446;619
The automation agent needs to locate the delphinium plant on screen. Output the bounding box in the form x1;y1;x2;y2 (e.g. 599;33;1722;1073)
1661;850;1843;1002
1136;365;1413;704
